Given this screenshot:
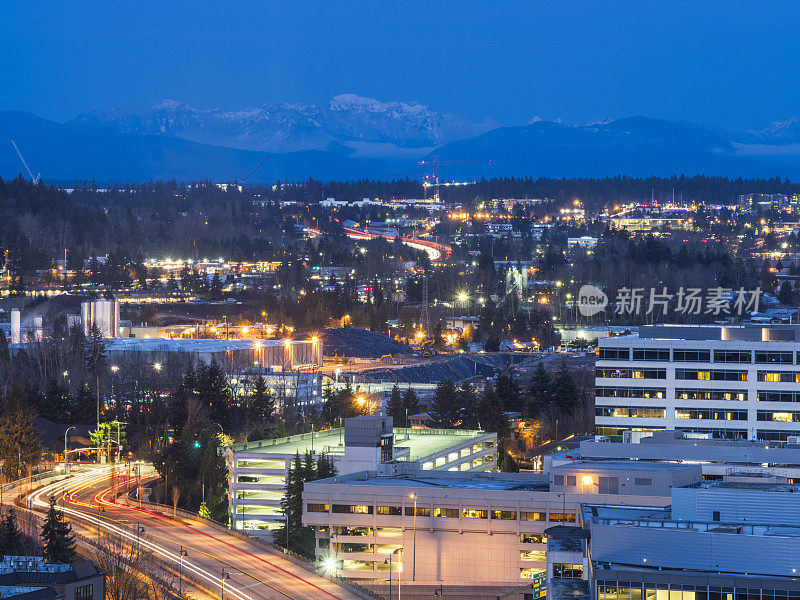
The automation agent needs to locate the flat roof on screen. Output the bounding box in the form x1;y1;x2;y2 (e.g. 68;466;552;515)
106;338;312;352
313;471;550;491
555;460;694;473
228;427;492;462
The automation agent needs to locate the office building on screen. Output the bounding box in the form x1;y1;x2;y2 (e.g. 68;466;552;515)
224;416;497;535
596;324;800;441
301;461;696;596
584;478;800;600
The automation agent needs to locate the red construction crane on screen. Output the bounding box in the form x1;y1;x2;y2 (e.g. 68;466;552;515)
417;156;491;201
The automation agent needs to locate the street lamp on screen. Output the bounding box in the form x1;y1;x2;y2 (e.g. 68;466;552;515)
153;362;162;371
409;493;417;581
178;546;188;595
221;570;230;600
384;548;402;600
64;426;76;473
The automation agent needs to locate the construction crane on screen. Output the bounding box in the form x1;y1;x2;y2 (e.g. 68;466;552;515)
10;139;41;184
417;156;491;202
236;154;271;188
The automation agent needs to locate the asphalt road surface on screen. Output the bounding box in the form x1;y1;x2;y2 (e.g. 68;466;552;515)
26;466;364;600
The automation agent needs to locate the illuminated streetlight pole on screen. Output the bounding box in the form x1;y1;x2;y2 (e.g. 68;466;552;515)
64;426;76;473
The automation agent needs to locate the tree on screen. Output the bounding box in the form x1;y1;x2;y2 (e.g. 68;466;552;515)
495;372;522;413
41;496;76;563
248;375;275;428
476;384;509;438
428;380;460;428
400;388;421;422
0;402;41;480
0;508;25;555
458;383;480;429
196;361;230;426
550;358;581;414
528;362;551;418
778;280;797;306
83;324;107;373
385;385;404;422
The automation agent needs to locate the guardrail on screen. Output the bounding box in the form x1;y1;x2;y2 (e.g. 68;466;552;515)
124;492;385;600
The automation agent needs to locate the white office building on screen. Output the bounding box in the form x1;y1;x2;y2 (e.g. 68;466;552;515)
596;324;800;441
301;462;696;598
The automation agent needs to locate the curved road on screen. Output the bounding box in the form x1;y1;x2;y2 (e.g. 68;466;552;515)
25;467;364;600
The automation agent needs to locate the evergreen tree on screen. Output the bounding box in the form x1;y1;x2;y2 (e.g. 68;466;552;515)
549;358;580;414
528;362;552;418
196;361;230;425
778;280;797;306
385;385;404;422
401;388;421;421
458;383;480;429
316;453;337;480
428;380;460;428
495;372;523;413
83;324;107;373
0;402;41;480
248;375;275;427
476;384;509;438
0;508;25;555
0;329;9;366
41;497;76;563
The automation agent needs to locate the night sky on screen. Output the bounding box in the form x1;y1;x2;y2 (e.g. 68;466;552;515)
4;0;800;129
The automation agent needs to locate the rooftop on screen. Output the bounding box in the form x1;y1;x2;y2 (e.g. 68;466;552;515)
107;337;313;352
311;471;550;491
227;426;492;461
554;460;694;473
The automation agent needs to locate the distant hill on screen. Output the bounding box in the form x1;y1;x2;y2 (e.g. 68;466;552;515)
425;117;800;180
7;105;800;182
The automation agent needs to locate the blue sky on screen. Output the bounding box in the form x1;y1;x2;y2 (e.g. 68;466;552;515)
3;1;800;129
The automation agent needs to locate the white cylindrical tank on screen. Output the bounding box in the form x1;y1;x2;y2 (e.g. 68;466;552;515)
81;301;92;336
10;309;20;344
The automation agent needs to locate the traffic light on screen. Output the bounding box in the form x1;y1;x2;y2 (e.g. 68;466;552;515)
193;440;201;448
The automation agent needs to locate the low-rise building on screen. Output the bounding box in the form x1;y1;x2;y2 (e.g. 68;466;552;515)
301;461;697;595
224;416;497;535
0;556;104;600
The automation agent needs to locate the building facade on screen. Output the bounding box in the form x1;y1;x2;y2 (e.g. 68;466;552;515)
224;416;498;535
301;462;694;591
596;324;800;441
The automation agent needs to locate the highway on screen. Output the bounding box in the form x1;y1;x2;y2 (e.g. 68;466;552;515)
24;466;366;600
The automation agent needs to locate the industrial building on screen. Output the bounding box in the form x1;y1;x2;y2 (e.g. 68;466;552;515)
224;416;498;535
596;324;800;441
301;461;697;597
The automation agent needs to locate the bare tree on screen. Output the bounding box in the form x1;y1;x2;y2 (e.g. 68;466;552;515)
92;532;149;600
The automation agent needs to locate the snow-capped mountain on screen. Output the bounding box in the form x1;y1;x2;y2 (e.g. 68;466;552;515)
70;95;499;154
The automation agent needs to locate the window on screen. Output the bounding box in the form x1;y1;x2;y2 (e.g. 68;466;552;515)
332;504;373;514
75;585;93;600
491;510;517;520
462;508;488;519
307;503;329;513
757;371;800;383
634;477;652;486
756;351;794;365
714;350;752;364
599;348;629;360
549;512;576;523
632;349;670;362
596;387;666;399
758;411;800;422
712;510;720;521
553;474;565;485
335;526;373;536
553;563;583;579
520;511;545;521
567;475;576;486
598;476;619;494
377;506;402;516
758;429;800;441
675;389;747;401
404;506;430;517
596;368;630;378
520;568;546;580
433;507;459;518
676;369;747;381
520;550;547;561
676;408;748;420
674;349;712;362
521;533;544;543
758;391;800;403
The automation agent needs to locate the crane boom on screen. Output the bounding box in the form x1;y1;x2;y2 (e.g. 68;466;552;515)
238;154;271;187
417;155;491;201
10;139;41;184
